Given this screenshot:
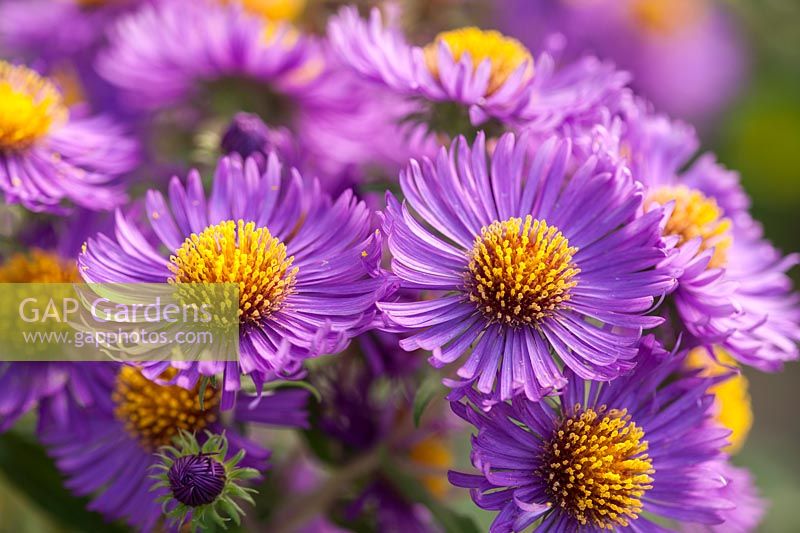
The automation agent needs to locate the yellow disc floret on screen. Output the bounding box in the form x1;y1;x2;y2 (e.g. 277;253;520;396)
0;61;67;151
113;367;220;450
686;347;753;454
466;215;579;327
648;185;732;269
424;27;533;95
408;435;454;499
0;249;78;283
538;406;655;530
631;0;708;35
233;0;306;21
168;220;298;325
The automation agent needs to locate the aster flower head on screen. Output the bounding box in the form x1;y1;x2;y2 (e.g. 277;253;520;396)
449;337;739;532
0;211;116;431
98;0;384;189
380;132;672;402
79;154;384;406
40;364;309;530
152;430;260;530
328;6;628;136
0;61;137;212
597;100;800;370
99;0;314;111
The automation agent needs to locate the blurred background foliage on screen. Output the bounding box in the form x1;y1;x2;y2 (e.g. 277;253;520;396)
0;0;798;531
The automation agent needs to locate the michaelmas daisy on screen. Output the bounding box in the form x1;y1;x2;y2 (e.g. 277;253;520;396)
79;154;384;405
380;132;672;402
449;337;745;532
0;61;137;212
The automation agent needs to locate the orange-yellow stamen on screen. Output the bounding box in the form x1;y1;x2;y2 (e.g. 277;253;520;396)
466;215;579;327
168;220;298;325
408;435;454;499
424;27;533;95
0;249;78;283
648;185;732;269
233;0;306;21
538;406;654;530
686;347;753;454
631;0;709;35
113;367;219;450
0;61;67;151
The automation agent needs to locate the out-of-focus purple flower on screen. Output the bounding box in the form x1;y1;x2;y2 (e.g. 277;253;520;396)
78;154;385;406
0;362;113;432
705;462;767;533
380;132;672;403
0;1;143;115
497;0;748;125
97;0;395;192
0;61;137;213
450;336;738;532
683;461;767;533
0;211;118;432
580;99;800;370
40;364;307;531
328;6;628;136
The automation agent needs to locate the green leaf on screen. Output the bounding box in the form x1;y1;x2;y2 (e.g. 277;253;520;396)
413;374;445;427
0;432;127;532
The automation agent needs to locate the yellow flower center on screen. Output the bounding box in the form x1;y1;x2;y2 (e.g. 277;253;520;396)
0;62;67;151
424;27;533;95
538;406;654;530
647;185;732;269
408;435;454;499
630;0;709;35
0;249;78;283
168;220;298;325
232;0;306;21
113;367;220;450
685;347;753;454
466;216;579;327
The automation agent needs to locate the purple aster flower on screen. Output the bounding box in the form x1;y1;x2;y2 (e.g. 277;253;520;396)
684;461;767;533
97;0;391;191
496;0;748;126
0;1;144;116
0;362;113;432
0;61;137;212
449;336;737;532
583;100;800;370
39;364;308;531
328;6;628;135
0;211;117;431
379;132;672;403
78;154;384;407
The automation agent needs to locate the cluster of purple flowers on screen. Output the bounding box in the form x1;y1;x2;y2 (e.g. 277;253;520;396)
0;1;795;532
